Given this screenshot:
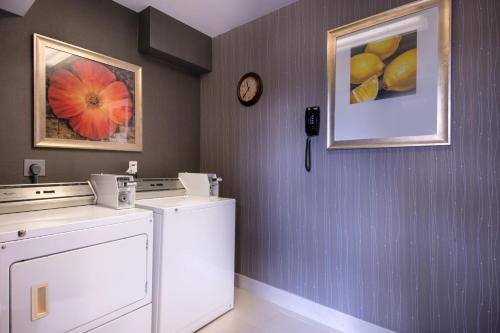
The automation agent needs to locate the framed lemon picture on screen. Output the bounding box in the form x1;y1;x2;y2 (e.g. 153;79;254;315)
327;0;451;149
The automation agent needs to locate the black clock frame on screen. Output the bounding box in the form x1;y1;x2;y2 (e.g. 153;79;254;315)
237;72;263;107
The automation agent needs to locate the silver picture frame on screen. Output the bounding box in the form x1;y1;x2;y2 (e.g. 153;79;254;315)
34;34;143;152
327;0;451;149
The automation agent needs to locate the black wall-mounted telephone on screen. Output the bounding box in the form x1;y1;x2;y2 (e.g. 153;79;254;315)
305;106;320;172
305;106;320;137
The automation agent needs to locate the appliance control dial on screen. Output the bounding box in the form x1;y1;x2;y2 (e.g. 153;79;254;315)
118;192;128;203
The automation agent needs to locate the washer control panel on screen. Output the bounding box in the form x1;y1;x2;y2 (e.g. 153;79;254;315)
90;174;136;209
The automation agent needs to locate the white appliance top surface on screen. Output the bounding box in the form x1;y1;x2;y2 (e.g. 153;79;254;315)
0;205;152;243
136;196;234;214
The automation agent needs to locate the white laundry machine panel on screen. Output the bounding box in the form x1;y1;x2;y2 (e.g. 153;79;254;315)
136;196;235;333
10;235;148;333
0;205;154;333
87;304;152;333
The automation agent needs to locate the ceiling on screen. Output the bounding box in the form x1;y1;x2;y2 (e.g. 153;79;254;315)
113;0;299;37
0;0;35;15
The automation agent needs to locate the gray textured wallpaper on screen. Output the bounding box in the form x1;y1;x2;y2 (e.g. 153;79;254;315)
200;0;500;332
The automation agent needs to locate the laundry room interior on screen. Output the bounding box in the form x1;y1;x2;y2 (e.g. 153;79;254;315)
0;0;498;332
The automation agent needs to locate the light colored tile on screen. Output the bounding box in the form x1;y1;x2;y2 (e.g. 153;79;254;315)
261;311;341;333
230;289;281;328
197;288;341;333
198;310;263;333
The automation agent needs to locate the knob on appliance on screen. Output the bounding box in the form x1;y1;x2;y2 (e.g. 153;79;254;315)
119;193;128;203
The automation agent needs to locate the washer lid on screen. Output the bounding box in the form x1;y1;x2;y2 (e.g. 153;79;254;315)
0;205;152;243
135;196;235;214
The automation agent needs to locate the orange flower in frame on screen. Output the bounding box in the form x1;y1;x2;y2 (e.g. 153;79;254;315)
48;60;133;140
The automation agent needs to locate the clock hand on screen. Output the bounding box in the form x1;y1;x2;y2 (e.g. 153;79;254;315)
242;87;250;98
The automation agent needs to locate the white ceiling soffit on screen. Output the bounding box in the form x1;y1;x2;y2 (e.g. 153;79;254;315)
113;0;299;37
0;0;36;16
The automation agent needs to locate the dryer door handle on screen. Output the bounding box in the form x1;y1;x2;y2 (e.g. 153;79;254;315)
31;283;49;321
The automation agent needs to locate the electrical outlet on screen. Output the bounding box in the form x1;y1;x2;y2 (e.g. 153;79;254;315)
24;159;46;177
126;161;138;175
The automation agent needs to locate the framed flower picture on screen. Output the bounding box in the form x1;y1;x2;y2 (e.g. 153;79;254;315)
34;34;142;151
327;0;451;149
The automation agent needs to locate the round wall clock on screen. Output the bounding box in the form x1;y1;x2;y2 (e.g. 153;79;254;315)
237;72;263;106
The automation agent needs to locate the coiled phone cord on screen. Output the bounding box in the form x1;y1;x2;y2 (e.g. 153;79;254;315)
305;137;312;172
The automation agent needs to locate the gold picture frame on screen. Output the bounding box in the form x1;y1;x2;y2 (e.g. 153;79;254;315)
34;34;143;152
327;0;451;149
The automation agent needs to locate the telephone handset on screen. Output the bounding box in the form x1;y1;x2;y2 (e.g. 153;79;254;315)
305;106;320;172
305;106;320;137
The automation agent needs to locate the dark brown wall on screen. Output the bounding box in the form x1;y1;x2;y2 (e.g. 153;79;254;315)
0;0;200;184
139;7;212;74
200;0;500;332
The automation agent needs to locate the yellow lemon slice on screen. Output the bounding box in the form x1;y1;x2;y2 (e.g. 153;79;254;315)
350;53;385;85
351;75;379;104
365;35;402;60
350;92;358;104
383;48;417;92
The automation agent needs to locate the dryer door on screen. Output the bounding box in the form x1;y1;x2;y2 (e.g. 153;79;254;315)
10;235;148;333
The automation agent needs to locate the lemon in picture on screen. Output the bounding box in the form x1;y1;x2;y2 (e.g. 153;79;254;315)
350;75;379;104
350;53;385;85
365;35;402;60
350;92;358;104
383;48;417;92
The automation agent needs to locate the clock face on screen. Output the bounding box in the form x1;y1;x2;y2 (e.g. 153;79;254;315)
237;73;263;106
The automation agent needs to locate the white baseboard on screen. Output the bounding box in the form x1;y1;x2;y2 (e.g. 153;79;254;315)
235;274;395;333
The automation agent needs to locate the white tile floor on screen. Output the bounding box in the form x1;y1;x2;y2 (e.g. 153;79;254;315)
197;288;342;333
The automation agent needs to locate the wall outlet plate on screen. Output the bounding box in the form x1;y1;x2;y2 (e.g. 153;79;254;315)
126;161;138;175
24;159;46;177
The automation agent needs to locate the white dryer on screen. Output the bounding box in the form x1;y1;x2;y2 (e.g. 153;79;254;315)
135;176;235;333
0;182;154;333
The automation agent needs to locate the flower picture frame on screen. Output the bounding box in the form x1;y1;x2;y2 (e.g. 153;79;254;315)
327;0;451;149
34;34;143;151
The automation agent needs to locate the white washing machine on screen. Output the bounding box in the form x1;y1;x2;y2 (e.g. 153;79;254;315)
0;182;154;333
135;176;235;333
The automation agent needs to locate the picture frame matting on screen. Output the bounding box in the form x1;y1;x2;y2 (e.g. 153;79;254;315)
326;0;451;149
34;33;143;152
